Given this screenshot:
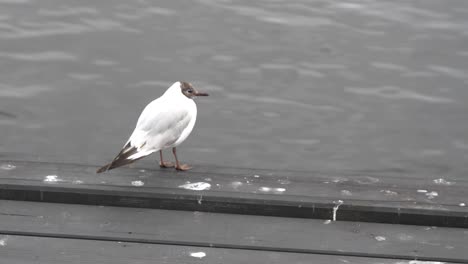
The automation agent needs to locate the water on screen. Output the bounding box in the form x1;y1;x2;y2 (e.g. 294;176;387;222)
1;0;468;180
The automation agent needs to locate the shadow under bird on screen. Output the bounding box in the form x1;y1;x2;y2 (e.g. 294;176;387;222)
97;81;209;173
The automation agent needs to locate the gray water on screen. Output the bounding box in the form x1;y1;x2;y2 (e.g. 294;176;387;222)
1;0;468;180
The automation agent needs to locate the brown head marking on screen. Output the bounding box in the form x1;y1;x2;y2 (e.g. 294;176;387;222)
180;81;195;99
179;81;209;99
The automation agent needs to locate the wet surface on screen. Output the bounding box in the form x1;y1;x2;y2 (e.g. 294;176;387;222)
1;0;468;179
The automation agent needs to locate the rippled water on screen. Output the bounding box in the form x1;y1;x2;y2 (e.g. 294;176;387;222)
1;0;468;179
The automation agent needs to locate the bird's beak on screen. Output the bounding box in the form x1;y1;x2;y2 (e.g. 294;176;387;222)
194;90;209;96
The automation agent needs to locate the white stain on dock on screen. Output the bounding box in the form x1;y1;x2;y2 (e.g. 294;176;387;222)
190;252;206;259
341;190;352;196
407;261;446;264
425;191;438;199
397;233;414;241
179;182;211;191
355;176;379;184
0;235;9;246
131;180;144;187
433;178;454;185
231;181;243;189
274;188;286;193
0;163;16;170
331;177;347;183
278;179;290;185
374;235;386;242
258;187;286;194
333;200;344;221
380;190;398;196
44;175;61;183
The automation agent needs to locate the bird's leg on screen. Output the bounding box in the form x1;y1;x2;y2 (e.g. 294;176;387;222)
159;150;174;168
172;147;192;171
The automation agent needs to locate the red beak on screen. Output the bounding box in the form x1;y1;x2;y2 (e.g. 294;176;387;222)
194;91;209;96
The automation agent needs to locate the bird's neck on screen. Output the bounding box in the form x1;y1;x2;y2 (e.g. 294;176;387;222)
163;82;192;103
165;81;185;95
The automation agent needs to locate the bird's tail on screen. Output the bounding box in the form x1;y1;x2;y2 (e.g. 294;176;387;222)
96;159;132;173
96;142;145;173
96;163;113;173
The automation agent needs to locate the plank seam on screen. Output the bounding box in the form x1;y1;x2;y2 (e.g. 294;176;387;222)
1;231;466;263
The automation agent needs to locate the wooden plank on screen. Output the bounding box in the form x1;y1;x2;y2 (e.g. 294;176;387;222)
2;235;441;264
0;160;467;227
0;201;466;263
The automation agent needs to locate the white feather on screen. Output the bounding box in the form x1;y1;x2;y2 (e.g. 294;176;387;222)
125;82;197;160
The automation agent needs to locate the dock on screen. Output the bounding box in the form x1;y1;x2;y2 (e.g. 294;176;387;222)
0;159;467;263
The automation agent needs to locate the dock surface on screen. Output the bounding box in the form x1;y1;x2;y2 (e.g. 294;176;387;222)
0;159;467;263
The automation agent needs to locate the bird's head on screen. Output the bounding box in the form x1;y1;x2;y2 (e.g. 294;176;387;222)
180;81;209;99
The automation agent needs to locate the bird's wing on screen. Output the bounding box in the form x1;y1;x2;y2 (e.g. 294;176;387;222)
128;99;193;156
97;100;192;173
96;141;142;173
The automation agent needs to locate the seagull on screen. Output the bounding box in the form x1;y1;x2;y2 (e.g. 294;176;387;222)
96;81;209;173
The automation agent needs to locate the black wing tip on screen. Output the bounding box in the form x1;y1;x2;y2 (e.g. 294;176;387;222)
96;164;111;173
96;143;136;174
96;144;147;173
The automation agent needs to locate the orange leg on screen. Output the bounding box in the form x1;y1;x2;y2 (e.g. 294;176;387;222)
172;147;192;171
159;150;174;168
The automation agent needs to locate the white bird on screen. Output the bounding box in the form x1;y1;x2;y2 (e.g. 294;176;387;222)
97;81;209;173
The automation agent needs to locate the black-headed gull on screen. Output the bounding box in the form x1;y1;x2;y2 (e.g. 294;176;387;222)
97;81;209;173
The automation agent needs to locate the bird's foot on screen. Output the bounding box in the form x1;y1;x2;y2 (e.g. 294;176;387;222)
175;164;192;171
159;161;175;168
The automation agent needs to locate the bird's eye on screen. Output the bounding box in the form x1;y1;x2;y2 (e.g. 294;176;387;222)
187;89;193;93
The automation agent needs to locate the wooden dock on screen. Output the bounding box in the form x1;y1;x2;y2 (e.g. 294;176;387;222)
0;159;467;263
